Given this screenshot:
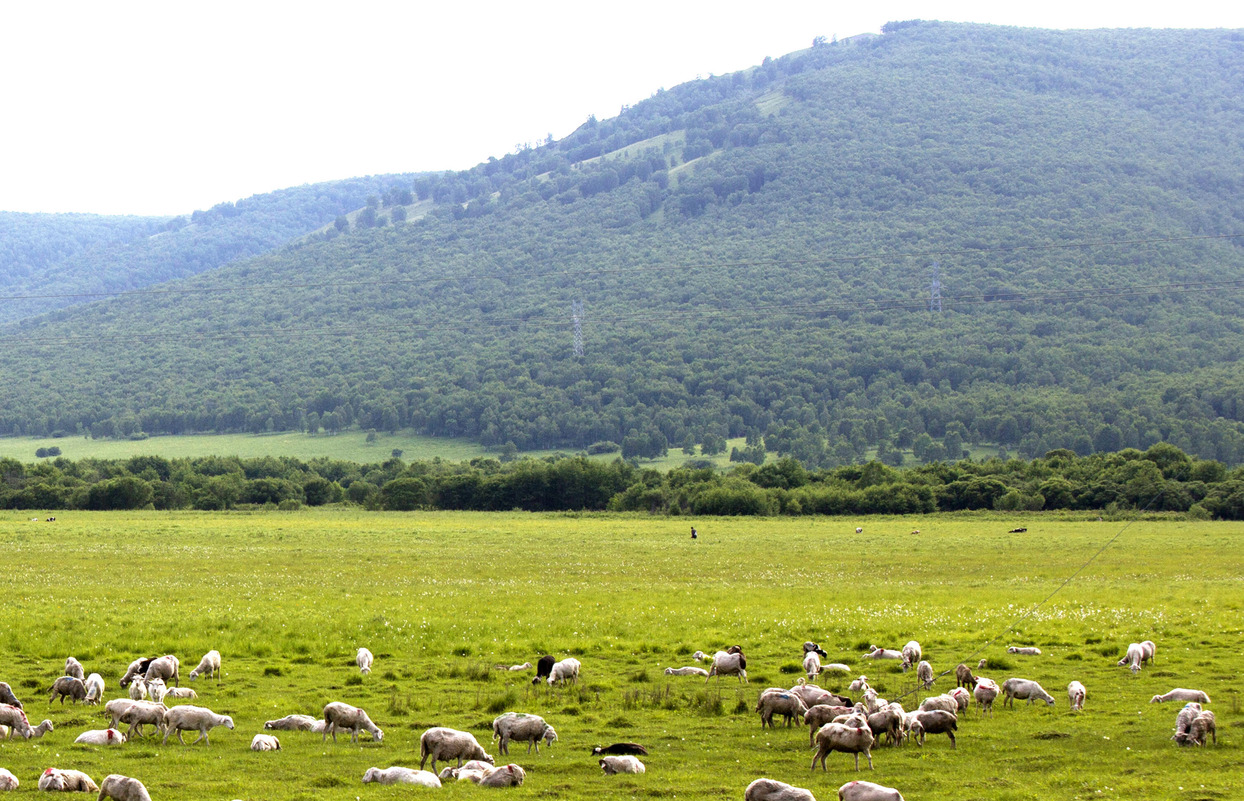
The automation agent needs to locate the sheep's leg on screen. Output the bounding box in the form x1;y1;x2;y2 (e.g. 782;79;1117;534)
864;749;873;770
177;729;188;745
948;730;956;749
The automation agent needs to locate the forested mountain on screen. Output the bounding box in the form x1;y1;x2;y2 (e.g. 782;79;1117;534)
0;175;415;324
3;22;1244;464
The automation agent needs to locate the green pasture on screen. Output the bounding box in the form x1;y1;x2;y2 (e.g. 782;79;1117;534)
0;511;1238;801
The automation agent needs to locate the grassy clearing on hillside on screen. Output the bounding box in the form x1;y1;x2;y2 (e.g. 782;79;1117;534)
0;512;1238;801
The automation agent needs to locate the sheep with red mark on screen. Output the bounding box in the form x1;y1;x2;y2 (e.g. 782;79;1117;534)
419;727;494;773
1068;681;1086;711
0;768;17;791
38;769;98;792
74;729;127;745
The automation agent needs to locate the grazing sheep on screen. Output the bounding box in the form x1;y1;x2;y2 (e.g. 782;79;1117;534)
0;769;16;791
49;677;88;705
362;767;440;787
1151;689;1211;704
1173;702;1203;744
804;651;823;682
1002;678;1056;708
909;710;957;748
322;701;383;744
143;655;180;687
0;682;21;709
865;706;904;746
250;734;281;751
475;764;526;787
812;723;875;771
744;778;816;801
0;704;52;739
805;705;854;747
127;677;148;701
757;691;809;729
419;727;494;773
1118;643;1144;674
163;687;197;700
599;756;645;775
947;687;970;712
356;647;373;675
790;678;844;709
707;650;748;684
900;642;922;672
1006;646;1041;656
547;657;580;686
64;658;86;681
838;780;906;801
1140;640;1157;664
803;642;829;658
915;661;934;690
74;729;127;745
1188;711;1216;746
84;674;104;706
973;678;999;716
118;701;168;739
1068;681;1086;711
161;704;234;745
863;647;903;661
918;694;957;714
955;664;976;689
38;769;98;793
491;712;557;755
591;743;648;756
664;666;709;676
188;650;221;682
264;714;318;731
96;775;151;801
119;658;154;689
532;655;556;685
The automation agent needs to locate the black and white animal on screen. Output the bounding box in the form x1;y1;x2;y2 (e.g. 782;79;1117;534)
532;655;556;685
591;743;649;756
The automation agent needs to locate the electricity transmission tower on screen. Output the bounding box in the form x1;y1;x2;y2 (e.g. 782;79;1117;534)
928;261;943;313
572;300;584;357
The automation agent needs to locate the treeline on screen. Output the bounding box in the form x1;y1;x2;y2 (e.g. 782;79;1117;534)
4;443;1242;519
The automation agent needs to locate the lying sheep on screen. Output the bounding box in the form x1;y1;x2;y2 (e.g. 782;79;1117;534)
162;704;234;745
323;701;382;743
64;657;85;681
0;704;53;739
909;710;957;748
494;662;532;671
0;682;21;709
744;778;816;801
1187;710;1216;746
812;723;875;771
438;761;495;780
974;678;999;716
188;650;221;682
49;677;88;705
1002;678;1055;708
547;657;580;686
84;674;104;706
362;767;441;787
692;651;710;661
144;655;180;687
804;651;822;682
849;676;870;693
664;666;709;676
1151;689;1211;704
823;663;851;673
1007;646;1041;656
163;687;197;700
118;701;168;739
492;712;557;755
900;642;922;672
863;647;903;661
955;664;976;689
707;650;747;684
1118;643;1144;674
74;729;127;745
356;647;374;675
1173;702;1202;744
38;769;98;792
0;768;16;791
96;775;151;801
838;780;906;801
264;714;318;731
915;661;934;690
599;756;645;775
419;727;494;773
250;734;281;751
591;743;648;756
475;764;526;787
757;691;808;729
1068;681;1086;711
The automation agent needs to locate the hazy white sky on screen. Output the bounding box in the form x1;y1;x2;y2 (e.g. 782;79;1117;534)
1;1;1241;216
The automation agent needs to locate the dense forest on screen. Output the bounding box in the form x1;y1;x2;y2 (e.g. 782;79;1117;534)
2;22;1244;465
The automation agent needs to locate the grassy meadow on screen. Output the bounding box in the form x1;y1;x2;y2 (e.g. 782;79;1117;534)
0;511;1238;801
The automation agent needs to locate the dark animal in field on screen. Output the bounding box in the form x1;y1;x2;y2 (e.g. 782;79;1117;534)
591;742;649;756
532;655;556;685
803;641;829;658
1009;527;1028;533
0;682;22;709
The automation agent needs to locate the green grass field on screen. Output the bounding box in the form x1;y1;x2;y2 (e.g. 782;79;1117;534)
0;511;1238;801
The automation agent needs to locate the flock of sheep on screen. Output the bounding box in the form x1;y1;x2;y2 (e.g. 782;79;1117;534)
0;633;1219;801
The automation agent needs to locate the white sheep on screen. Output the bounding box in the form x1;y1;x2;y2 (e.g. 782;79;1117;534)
756;690;809;729
789;679;841;709
96;775;151;801
494;662;532;671
1001;678;1055;708
146;678;167;704
1006;646;1041;656
491;712;557;755
250;733;281;751
692;650;709;661
474;764;526;787
163;687;197;700
664;666;709;676
1173;702;1203;744
915;660;934;689
362;767;441;788
419;727;494;773
0;768;17;791
188;650;221;682
838;780;906;801
1140;640;1157;664
706;650;747;684
84;674;105;706
438;760;495;780
0;704;52;739
599;755;645;775
743;778;816;801
1118;643;1144;674
144;655;180;686
918;694;957;714
863;646;903;660
127;677;149;701
64;657;86;680
804;705;854;747
1151;688;1211;704
823;663;851;673
356;647;374;675
947;687;971;712
865;706;904;746
977;658;987;669
803;651;822;682
161;704;234;745
264;714;318;731
1068;681;1086;711
547;657;580;686
812;722;875;771
973;677;999;716
848;676;870;693
118;701;168;739
900;641;922;671
38;769;98;792
74;729;127;745
323;701;383;743
1187;711;1216;746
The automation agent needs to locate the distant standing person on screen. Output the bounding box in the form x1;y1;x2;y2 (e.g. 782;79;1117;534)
690;527;697;539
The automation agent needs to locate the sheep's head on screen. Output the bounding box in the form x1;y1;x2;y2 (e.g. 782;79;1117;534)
224;716;235;730
42;770;66;791
543;726;557;746
362;768;380;783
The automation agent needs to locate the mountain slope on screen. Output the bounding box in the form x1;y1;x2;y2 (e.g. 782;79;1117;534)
3;22;1244;463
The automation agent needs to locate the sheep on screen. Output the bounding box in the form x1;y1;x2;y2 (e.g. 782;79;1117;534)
865;706;903;746
127;677;148;701
1173;702;1203;744
1187;711;1216;746
848;676;870;693
118;658;154;689
146;678;167;704
64;657;85;681
977;658;987;669
908;710;957;748
95;775;151;801
947;687;970;712
664;666;709;676
900;642;922;672
39;769;99;793
161;704;234;745
188;650;220;682
49;676;88;705
0;682;21;709
143;655;179;687
599;756;645;775
863;647;902;661
861;688;887;715
1118;643;1144;674
1068;681;1086;711
918;694;957;714
706;649;748;684
0;768;16;791
812;722;875;771
74;729;126;745
692;650;710;661
491;712;557;755
805;705;854;747
915;661;934;690
591;743;648;756
264;714;318;731
803;651;823;682
547;657;581;686
163;687;197;700
1151;688;1211;704
855;527;864;533
974;678;999;716
803;642;829;658
438;760;495;780
1140;640;1157;664
0;704;52;739
118;701;168;739
475;764;526;787
823;663;851;673
532;655;556;684
84;674;104;706
452;769;486;783
494;662;532;671
744;778;816;801
362;767;441;787
838;780;906;801
250;733;281;751
322;701;382;743
356;647;373;675
1006;646;1041;656
954;664;976;689
789;678;844;708
757;690;809;729
419;727;494;773
1001;678;1056;708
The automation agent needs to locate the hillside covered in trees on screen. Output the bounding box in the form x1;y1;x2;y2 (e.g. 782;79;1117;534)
2;22;1243;464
